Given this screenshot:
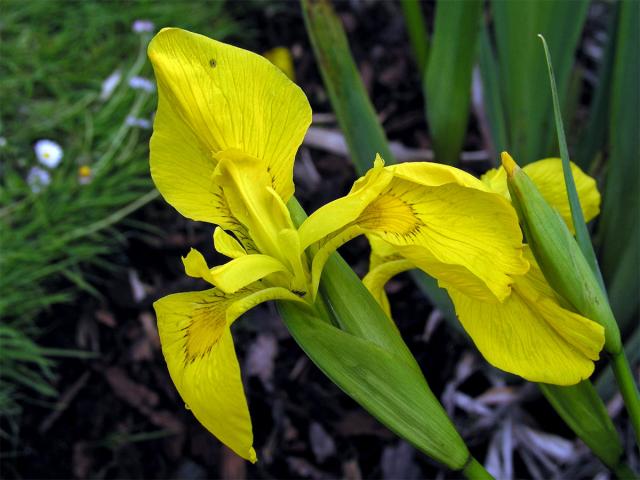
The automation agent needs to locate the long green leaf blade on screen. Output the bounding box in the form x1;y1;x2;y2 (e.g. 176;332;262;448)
598;0;640;331
538;35;604;288
300;0;394;173
400;0;429;75
424;0;482;165
491;0;589;164
278;301;470;470
539;381;625;471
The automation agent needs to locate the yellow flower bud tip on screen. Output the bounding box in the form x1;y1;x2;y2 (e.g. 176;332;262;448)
500;151;519;178
78;165;92;177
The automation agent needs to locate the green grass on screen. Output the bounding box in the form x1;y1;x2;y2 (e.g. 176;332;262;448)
0;0;243;436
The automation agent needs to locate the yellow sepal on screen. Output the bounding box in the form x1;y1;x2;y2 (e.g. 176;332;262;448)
446;248;605;385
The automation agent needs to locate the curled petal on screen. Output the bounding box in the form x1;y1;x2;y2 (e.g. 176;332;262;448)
300;155;528;301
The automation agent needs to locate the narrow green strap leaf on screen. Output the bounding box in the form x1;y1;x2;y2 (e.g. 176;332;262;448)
300;0;394;172
400;0;429;74
575;3;620;170
278;301;471;470
598;0;640;330
491;0;589;164
478;25;508;157
424;0;482;165
538;35;604;290
539;381;625;470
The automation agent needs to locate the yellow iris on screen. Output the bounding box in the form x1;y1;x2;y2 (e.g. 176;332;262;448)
148;28;532;461
364;155;606;385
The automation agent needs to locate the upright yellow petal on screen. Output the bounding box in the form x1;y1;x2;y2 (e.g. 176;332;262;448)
155;286;305;462
446;249;605;385
481;158;601;232
300;156;528;301
148;28;311;205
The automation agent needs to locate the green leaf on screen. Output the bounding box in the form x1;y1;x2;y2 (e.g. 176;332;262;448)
478;25;508;156
424;0;482;165
278;300;469;470
300;0;394;173
598;0;640;331
490;0;589;164
538;34;604;289
400;0;429;75
575;3;620;170
539;381;623;470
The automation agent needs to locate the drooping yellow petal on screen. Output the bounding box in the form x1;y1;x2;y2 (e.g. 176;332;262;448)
300;155;528;301
154;288;256;462
148;28;311;206
155;286;305;462
481;158;601;232
446;248;605;385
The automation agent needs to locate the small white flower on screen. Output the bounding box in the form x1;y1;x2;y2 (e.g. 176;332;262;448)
34;139;63;168
128;76;155;93
27;166;51;193
100;69;122;100
125;116;152;129
0;137;7;148
132;20;154;33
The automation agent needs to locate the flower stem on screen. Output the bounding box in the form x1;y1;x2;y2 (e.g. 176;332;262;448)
611;350;640;445
462;457;494;480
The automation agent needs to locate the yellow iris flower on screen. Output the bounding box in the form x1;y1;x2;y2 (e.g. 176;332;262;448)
364;157;606;385
148;28;528;461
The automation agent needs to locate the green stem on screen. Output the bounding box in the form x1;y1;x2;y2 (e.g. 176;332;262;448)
611;350;640;445
462;457;494;480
